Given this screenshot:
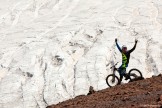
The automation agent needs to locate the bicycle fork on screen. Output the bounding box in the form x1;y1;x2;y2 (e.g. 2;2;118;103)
111;70;116;83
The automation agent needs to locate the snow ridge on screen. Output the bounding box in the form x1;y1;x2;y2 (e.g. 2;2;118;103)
0;0;162;108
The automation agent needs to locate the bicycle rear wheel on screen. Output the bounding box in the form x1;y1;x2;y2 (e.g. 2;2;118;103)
128;69;144;81
106;74;120;88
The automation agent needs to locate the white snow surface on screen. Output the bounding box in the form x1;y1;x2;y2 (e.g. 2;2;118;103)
0;0;162;107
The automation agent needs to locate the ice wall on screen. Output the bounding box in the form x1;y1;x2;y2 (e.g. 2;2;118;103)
0;0;162;107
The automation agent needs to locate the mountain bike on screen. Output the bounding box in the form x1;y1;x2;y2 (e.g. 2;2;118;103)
106;62;144;87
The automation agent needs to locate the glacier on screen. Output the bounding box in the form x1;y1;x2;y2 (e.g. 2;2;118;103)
0;0;162;108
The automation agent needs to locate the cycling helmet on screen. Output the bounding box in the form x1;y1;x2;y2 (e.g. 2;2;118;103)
122;45;127;49
122;45;127;52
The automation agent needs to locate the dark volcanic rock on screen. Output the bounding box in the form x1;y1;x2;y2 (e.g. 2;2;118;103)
48;75;162;108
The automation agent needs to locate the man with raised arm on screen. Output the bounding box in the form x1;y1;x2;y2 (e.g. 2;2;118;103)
115;38;138;82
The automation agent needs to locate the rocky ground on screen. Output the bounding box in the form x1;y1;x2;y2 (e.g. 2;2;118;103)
48;75;162;108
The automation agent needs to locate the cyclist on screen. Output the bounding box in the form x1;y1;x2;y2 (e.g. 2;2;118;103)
115;38;138;82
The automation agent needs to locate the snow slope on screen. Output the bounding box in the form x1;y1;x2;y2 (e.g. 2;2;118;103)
0;0;162;108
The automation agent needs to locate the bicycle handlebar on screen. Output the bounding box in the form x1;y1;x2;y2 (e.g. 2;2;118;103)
110;62;118;69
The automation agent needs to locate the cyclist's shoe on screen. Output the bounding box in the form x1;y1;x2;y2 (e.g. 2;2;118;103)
125;77;129;80
124;74;129;80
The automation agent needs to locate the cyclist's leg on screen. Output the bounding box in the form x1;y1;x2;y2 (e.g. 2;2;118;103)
123;65;129;80
118;66;124;82
121;68;127;81
123;69;129;80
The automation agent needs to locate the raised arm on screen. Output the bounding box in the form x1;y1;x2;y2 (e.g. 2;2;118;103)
128;39;138;53
115;38;122;53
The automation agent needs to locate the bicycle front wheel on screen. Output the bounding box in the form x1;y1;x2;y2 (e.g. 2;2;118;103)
128;68;144;81
106;74;120;88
